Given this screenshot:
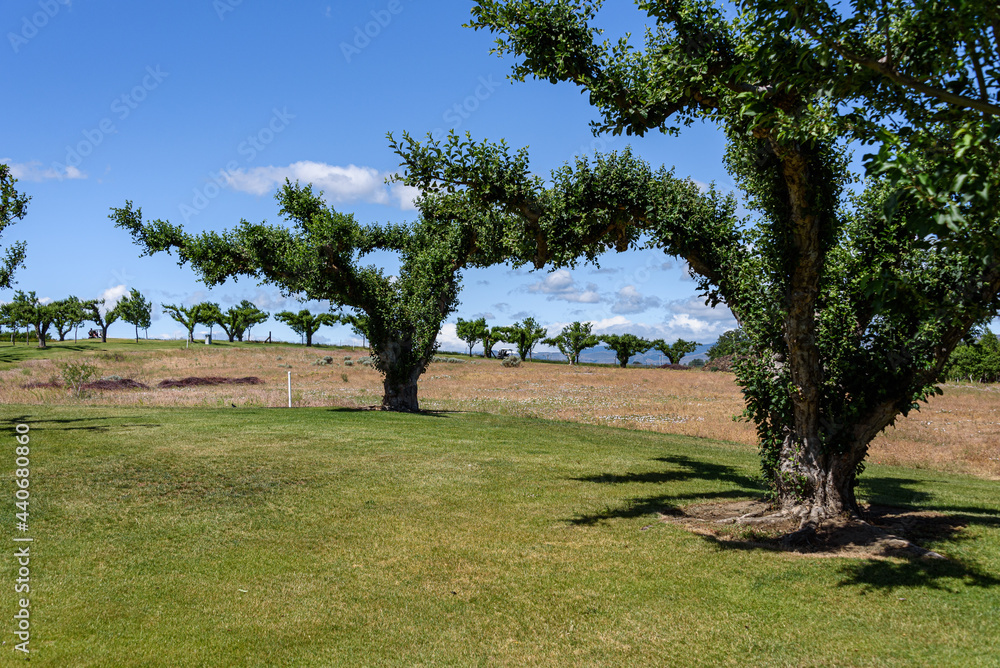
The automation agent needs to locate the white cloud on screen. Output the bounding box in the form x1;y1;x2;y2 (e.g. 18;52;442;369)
526;269;601;303
223;161;418;210
611;285;661;315
2;159;85;181
98;284;128;314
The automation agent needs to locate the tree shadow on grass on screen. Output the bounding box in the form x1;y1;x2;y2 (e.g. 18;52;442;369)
0;415;159;432
324;407;452;418
568;454;762;525
836;553;1000;591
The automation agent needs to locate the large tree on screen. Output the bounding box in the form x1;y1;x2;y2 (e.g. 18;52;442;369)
389;1;1000;529
0;164;29;289
112;180;507;411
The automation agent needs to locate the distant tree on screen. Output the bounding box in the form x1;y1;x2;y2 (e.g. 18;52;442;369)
275;309;336;347
707;329;749;361
0;301;20;344
652;338;700;365
482;325;502;358
85;297;122;343
494;317;547;360
601;333;653;368
456;317;487;356
947;331;1000;383
204;301;269;342
0;164;29;290
544;321;599;365
9;291;56;348
117;288;152;343
162;302;213;343
52;296;88;341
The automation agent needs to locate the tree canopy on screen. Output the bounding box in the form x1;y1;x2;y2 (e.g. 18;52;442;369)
652;338;699;365
389;0;1000;528
543;322;600;365
601;333;652;368
117;288;152;343
112;180;511;411
0;164;29;289
275;309;336;347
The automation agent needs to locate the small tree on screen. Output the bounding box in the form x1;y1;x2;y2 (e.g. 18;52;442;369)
162;302;214;343
481;325;501;358
85;297;122;343
52;296;89;342
505;317;547;360
9;291;56;349
275;309;335;347
117;288;152;343
456;317;487;356
543;321;599;365
652;338;700;365
0;164;29;290
205;301;270;342
601;333;653;368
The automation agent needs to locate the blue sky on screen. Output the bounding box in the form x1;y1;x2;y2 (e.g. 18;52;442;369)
6;1;978;351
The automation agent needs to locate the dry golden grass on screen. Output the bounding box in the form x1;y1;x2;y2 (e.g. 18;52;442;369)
4;342;997;478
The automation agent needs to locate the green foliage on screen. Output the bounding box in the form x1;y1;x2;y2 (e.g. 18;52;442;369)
947;332;1000;383
456;317;488;356
275;309;336;347
601;333;652;368
204;301;270;342
389;0;1000;511
6;290;57;348
652;338;700;365
51;296;88;341
84;296;122;343
0;164;29;289
116;288;152;343
111;179;507;410
706;329;748;361
494;317;547;359
163;302;217;342
543;321;599;365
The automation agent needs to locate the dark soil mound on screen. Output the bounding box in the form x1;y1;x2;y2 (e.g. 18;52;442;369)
658;363;691;370
158;376;264;388
84;378;150;391
20;381;62;389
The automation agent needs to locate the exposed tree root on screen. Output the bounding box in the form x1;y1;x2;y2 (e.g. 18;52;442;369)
664;500;958;559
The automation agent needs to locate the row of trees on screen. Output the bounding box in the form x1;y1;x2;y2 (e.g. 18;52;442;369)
540;321;699;367
0;289;152;347
456;316;547;359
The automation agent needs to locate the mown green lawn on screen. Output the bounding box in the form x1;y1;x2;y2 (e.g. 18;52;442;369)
2;405;998;666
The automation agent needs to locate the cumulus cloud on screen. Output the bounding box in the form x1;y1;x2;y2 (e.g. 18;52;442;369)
98;284;128;313
611;285;662;315
223;161;418;210
526;269;601;303
3;159;85;181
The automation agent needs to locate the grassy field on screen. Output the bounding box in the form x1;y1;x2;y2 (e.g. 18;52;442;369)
1;404;999;666
1;341;999;665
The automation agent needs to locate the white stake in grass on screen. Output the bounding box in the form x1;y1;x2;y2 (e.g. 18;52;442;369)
287;371;292;408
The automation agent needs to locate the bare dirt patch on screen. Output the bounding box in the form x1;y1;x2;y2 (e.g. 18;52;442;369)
662;500;966;559
85;378;150;391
